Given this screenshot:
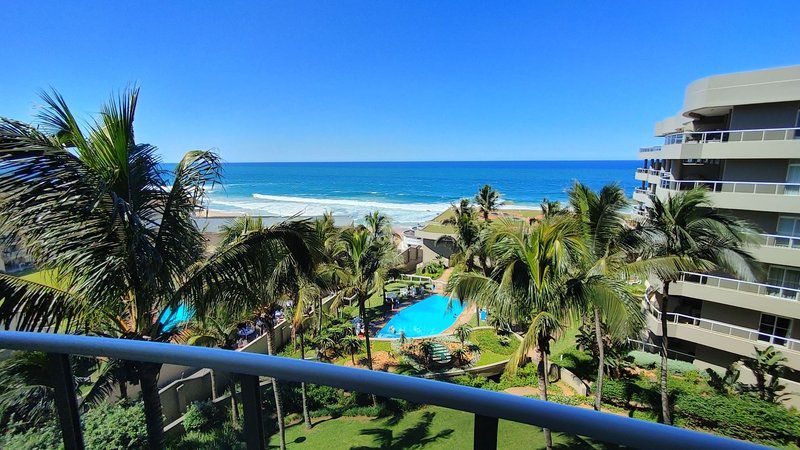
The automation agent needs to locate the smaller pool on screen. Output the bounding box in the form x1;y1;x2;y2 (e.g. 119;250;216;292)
376;294;463;338
159;305;193;331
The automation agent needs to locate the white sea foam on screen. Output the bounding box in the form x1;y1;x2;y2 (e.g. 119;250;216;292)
210;194;452;225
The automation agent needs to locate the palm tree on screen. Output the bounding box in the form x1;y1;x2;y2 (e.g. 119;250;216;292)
539;198;566;220
475;184;502;221
453;323;473;346
439;199;483;324
364;211;392;238
291;280;321;429
567;182;653;411
417;340;436;366
0;89;316;447
741;345;788;403
341;335;363;365
219;216;319;450
438;199;480;271
326;224;396;405
0;351;63;428
187;304;252;426
642;188;757;424
448;216;585;450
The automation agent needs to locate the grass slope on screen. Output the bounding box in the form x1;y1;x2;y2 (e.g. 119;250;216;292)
269;405;611;449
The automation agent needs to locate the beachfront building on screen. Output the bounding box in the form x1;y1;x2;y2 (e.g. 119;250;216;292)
634;65;800;403
0;234;32;274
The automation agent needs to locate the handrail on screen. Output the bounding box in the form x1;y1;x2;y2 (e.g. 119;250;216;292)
639;145;662;153
663;127;800;145
659;178;800;195
0;332;762;450
678;271;800;300
644;298;800;351
756;233;800;249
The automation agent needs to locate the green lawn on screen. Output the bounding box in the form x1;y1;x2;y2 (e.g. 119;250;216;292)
269;405;610;449
19;269;58;286
420;223;457;234
472;329;519;366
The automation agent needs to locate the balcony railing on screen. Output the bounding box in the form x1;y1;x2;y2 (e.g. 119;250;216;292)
0;332;759;450
644;298;800;352
663;127;800;145
636;168;648;174
659;179;800;196
756;233;800;249
639;145;662;153
678;271;800;301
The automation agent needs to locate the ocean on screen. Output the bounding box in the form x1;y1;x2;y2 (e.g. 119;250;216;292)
202;161;640;226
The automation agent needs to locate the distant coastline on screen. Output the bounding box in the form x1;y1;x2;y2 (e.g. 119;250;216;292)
188;160;639;227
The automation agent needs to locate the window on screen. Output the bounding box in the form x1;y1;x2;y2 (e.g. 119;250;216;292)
758;314;792;346
776;216;800;248
787;164;800;196
767;266;800;298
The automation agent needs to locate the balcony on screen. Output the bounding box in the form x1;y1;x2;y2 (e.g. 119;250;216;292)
632;188;653;207
673;272;800;318
656;179;800;214
643;299;800;368
751;233;800;266
637;127;800;159
0;332;755;450
635;168;648;181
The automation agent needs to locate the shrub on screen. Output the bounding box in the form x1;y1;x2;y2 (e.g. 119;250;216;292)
341;405;382;417
629;351;697;374
182;400;223;433
304;384;345;411
0;421;62;449
169;423;244;450
83;400;148;449
674;393;800;446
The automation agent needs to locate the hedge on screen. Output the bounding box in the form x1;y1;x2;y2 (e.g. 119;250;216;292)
674;393;800;447
629;351;698;374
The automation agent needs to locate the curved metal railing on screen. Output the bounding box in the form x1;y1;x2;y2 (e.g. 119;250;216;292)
0;332;766;450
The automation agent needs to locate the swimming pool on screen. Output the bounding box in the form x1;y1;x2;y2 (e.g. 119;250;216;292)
159;304;193;331
376;294;464;338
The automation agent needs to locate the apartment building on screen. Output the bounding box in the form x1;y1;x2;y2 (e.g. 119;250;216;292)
0;235;32;274
634;65;800;403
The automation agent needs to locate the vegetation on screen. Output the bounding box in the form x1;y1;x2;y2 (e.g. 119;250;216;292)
0;117;793;450
741;345;789;403
639;188;757;424
0;89;316;447
475;184;502;221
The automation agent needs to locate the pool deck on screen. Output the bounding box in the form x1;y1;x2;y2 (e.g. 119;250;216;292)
370;268;477;339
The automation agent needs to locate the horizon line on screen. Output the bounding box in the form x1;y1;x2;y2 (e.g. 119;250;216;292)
162;158;640;164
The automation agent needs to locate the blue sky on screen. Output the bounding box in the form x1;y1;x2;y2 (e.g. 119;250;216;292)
2;2;798;162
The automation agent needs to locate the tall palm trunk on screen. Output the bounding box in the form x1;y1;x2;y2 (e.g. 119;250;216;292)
593;308;605;411
265;322;286;450
139;362;164;450
316;297;324;360
537;336;553;450
229;377;240;427
358;296;378;407
475;305;480;326
299;332;312;429
659;282;672;425
119;380;128;400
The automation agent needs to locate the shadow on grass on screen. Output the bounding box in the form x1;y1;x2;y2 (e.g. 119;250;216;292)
350;411;454;449
550;433;622;450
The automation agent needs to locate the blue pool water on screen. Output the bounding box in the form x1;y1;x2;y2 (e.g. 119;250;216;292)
159;305;193;331
376;294;464;338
